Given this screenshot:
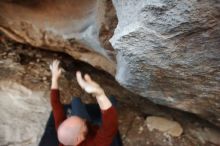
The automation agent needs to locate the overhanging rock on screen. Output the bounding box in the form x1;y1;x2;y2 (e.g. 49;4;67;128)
0;0;117;75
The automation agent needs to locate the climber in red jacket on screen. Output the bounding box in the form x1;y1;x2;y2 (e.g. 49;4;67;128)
39;60;122;146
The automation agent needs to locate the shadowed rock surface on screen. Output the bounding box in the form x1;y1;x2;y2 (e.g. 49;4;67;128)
0;0;219;128
0;0;117;75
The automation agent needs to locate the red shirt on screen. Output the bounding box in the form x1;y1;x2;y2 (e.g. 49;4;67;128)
51;89;118;146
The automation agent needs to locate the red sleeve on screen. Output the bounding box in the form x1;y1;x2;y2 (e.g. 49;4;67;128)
50;89;66;131
94;106;118;146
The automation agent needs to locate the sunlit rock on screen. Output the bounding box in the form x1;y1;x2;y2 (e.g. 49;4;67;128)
0;81;50;146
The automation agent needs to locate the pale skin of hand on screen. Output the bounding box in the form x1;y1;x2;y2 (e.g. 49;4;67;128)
50;60;112;110
76;71;112;110
50;60;62;89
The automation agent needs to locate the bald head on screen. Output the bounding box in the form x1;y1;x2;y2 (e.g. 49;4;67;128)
58;116;87;146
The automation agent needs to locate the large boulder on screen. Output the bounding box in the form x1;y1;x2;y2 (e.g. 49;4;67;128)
110;0;220;126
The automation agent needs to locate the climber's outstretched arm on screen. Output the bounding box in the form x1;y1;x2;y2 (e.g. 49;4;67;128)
76;71;118;146
50;60;65;130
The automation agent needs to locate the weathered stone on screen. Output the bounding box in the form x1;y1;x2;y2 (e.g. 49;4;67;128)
189;127;220;145
42;76;47;81
146;116;183;137
0;81;50;146
0;0;117;75
110;0;220;126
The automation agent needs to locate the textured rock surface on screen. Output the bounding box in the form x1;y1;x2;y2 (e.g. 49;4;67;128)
0;0;220;128
146;116;183;137
0;0;117;75
110;0;220;126
0;82;50;146
0;61;50;146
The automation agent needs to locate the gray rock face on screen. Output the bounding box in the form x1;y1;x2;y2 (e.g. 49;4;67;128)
110;0;220;126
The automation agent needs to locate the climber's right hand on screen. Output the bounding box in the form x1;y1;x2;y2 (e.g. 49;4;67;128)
76;71;105;97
